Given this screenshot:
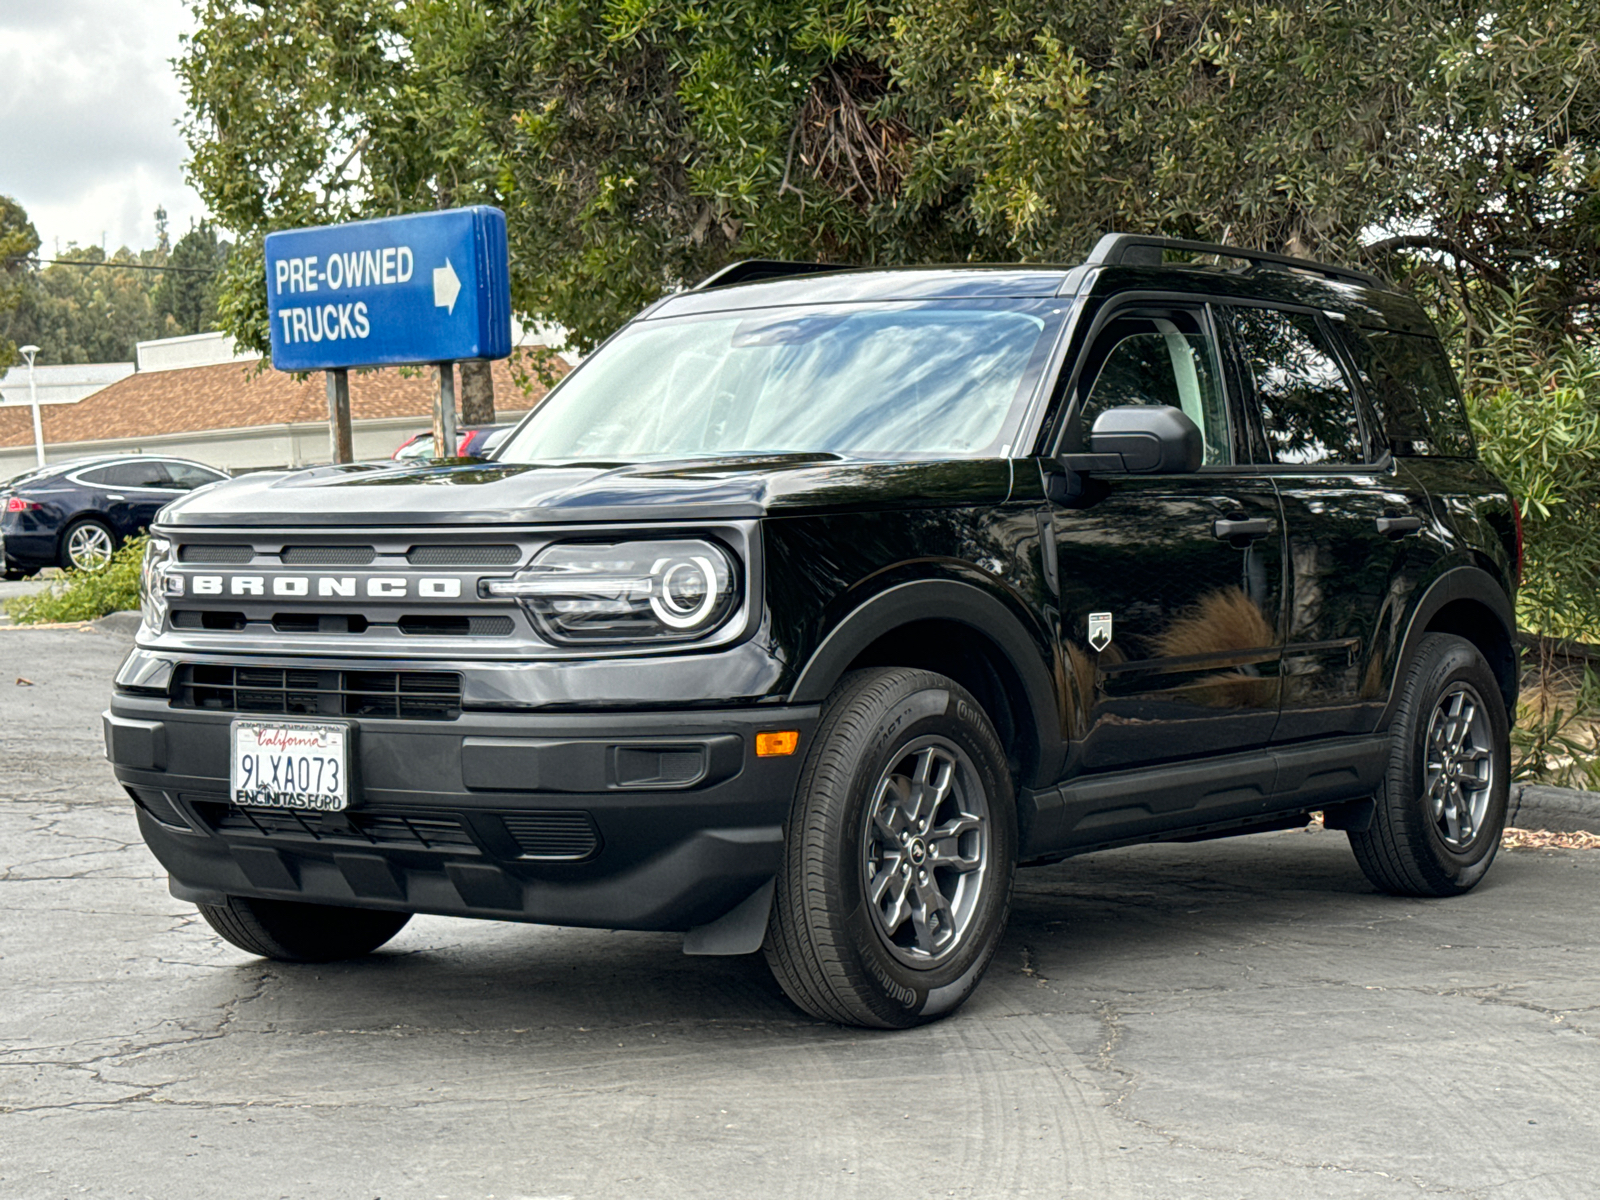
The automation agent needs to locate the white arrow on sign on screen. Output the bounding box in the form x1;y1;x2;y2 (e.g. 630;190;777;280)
432;258;462;314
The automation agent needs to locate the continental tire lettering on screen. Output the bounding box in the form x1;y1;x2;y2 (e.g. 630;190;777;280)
864;954;918;1008
869;689;951;759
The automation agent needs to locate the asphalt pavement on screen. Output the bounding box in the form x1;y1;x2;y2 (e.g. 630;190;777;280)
2;625;1598;1200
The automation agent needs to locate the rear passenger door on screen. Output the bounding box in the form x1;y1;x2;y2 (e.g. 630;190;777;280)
1223;305;1435;740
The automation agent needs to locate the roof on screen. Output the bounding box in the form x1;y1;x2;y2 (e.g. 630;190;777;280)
653;266;1075;318
652;258;1430;334
0;361;137;406
0;350;568;450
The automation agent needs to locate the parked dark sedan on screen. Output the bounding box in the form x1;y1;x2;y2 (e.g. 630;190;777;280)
0;455;229;576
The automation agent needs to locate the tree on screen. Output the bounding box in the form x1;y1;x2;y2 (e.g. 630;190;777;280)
0;195;41;370
181;2;1600;356
153;220;231;337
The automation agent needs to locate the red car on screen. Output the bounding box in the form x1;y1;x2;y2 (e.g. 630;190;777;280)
391;424;514;461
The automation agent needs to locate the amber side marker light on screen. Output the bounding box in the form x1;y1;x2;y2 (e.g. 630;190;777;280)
756;730;800;757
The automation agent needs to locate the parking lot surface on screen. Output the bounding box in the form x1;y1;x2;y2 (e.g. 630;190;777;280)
3;625;1598;1199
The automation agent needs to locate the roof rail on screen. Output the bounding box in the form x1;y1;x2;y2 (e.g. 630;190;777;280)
693;259;853;290
1085;233;1384;290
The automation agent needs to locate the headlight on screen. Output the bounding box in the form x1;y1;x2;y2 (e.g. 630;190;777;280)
484;539;740;644
138;538;180;634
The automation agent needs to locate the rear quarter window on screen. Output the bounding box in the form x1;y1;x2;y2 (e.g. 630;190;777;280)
1344;328;1476;458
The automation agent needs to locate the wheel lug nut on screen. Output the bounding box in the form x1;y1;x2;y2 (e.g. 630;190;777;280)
902;863;910;876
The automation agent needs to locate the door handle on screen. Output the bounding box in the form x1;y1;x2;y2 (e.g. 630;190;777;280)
1375;515;1424;538
1212;517;1274;542
106;494;126;501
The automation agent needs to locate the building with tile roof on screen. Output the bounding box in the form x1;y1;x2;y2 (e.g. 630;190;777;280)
0;348;565;476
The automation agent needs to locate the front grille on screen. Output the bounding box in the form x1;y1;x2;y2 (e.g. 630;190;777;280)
179;544;254;563
172;610;248;631
271;612;371;634
173;664;462;720
501;812;601;861
408;544;521;566
280;545;377;565
202;804;480;853
397;614;514;637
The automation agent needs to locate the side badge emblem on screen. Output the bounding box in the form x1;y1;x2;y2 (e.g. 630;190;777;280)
1087;611;1113;652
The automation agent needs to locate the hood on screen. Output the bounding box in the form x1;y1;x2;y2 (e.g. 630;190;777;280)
157;454;1015;527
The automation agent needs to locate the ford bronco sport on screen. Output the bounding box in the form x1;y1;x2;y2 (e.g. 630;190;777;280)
106;233;1520;1028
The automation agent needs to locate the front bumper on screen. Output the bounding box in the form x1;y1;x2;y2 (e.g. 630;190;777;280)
107;693;817;932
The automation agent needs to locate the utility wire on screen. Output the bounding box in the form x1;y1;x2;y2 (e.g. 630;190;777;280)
17;256;219;276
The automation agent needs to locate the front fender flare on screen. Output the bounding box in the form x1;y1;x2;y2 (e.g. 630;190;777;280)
787;578;1064;784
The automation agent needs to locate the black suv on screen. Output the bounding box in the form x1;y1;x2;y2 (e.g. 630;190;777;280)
106;235;1519;1028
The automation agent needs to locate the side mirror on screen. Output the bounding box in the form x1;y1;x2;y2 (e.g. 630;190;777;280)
1086;405;1203;474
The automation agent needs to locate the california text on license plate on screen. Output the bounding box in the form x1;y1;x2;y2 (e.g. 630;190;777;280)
229;720;349;811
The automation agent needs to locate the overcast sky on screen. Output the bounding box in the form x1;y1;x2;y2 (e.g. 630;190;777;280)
0;0;208;257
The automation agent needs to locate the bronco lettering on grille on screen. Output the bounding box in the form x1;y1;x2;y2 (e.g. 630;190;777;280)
185;574;464;600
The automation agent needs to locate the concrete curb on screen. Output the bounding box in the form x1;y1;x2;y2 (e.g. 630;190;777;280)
1509;783;1600;834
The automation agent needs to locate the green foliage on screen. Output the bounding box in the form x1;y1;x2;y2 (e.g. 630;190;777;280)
153;222;231;337
0;195;41;370
178;1;1600;355
1462;289;1600;642
1512;662;1600;789
4;536;146;625
0;195;234;366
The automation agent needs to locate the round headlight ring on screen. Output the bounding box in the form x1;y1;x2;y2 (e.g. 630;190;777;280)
650;556;718;629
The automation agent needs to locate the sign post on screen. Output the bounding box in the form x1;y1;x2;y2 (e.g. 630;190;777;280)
433;364;456;459
264;206;511;462
325;368;352;463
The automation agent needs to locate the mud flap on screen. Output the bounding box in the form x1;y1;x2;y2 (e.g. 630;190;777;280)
682;878;775;956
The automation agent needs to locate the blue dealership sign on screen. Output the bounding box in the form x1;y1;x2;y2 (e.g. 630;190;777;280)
264;206;512;371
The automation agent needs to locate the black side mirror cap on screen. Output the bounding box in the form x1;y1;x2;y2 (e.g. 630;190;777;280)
1085;405;1203;473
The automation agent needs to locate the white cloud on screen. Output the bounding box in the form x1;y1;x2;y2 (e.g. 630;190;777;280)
0;0;209;255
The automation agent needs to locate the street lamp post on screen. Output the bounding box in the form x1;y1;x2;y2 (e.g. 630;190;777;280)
17;345;44;468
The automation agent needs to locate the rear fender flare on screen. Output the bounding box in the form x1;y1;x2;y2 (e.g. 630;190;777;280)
1380;564;1517;729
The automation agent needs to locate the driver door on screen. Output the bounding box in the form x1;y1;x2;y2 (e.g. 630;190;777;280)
1048;301;1286;776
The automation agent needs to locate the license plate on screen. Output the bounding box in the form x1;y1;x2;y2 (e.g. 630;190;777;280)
229;720;350;811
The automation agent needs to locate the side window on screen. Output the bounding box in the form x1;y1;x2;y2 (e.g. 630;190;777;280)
1227;307;1367;466
164;463;225;490
103;461;173;488
75;466;115;486
1343;328;1475;457
1077;310;1233;465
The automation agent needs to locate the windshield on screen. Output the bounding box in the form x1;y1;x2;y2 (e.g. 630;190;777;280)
496;299;1064;463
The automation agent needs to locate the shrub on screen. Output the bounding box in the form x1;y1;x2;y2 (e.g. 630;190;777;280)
4;535;146;624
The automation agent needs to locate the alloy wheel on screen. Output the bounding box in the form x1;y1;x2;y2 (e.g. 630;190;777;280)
860;736;991;967
67;524;114;571
1423;683;1496;851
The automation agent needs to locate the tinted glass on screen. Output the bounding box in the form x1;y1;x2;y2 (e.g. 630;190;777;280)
164;463;225;489
1343;328;1475;457
102;461;173;488
1079;312;1232;465
497;300;1064;462
1229;307;1367;465
75;466;115;485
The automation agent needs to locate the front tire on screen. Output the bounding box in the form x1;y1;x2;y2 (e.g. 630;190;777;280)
1349;633;1510;897
198;895;411;962
764;668;1017;1028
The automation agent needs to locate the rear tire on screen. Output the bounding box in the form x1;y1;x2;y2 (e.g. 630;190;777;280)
764;668;1017;1028
198;895;411;962
1349;633;1509;897
60;517;116;571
